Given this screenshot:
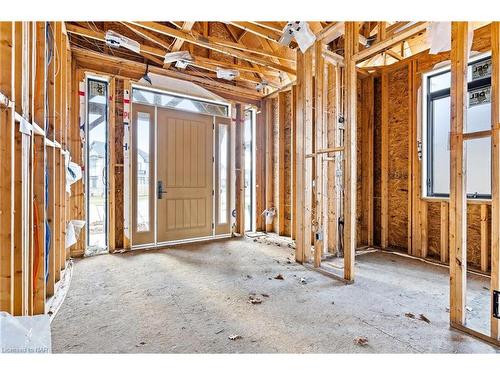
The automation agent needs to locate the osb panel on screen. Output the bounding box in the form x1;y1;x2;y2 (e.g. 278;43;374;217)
427;202;441;260
373;77;382;247
114;79;124;249
272;98;279;233
356;78;365;246
283;91;292;236
208;22;237;65
467;204;482;269
387;66;409;250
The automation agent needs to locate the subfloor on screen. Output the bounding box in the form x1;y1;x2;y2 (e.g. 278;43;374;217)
51;237;499;353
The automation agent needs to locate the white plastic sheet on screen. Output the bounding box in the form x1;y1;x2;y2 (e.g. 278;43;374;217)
427;22;473;56
65;220;86;249
0;312;51;354
66;160;82;194
263;208;276;225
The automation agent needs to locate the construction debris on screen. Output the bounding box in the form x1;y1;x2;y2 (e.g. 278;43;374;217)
418;314;431;324
353;336;369;346
248;296;263;304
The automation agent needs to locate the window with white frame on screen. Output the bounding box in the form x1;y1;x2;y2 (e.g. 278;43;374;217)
424;54;492;199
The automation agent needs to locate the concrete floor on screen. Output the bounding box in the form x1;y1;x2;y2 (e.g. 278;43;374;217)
51;237;499;353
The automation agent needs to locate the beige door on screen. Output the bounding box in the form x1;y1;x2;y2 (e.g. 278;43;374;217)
157;108;214;242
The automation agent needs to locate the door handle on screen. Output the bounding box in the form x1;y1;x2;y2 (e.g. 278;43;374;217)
157;180;167;199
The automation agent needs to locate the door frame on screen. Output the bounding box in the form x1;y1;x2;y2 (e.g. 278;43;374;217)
129;86;234;249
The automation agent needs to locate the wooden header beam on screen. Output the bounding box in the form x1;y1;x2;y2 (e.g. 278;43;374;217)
71;47;262;102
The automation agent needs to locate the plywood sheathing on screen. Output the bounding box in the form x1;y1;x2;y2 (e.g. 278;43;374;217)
373;77;382;247
270;92;292;236
362;24;495;271
387;65;409;251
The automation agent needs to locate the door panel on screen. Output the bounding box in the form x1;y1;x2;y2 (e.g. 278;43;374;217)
157;108;213;242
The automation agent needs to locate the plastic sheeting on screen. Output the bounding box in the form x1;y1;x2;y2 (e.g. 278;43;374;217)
65;220;86;249
66;160;82;194
427;22;473;55
0;312;51;354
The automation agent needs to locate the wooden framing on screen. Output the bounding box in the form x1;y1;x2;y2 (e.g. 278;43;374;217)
129;22;296;75
362;76;375;247
290;85;297;240
0;21;15;314
491;21;500;341
449;21;468;326
441;202;449;263
380;71;389;249
108;78;116;252
343;22;358;281
2;19;500;350
0;22;72;317
264;98;274;233
294;48;313;263
314;40;326;267
277;92;287;236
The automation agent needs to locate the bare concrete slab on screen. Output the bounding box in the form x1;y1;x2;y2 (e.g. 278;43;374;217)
51;237;499;353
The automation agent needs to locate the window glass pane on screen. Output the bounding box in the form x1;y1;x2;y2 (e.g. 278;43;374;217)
468;58;492;82
466;86;491;133
429;72;451;92
431;96;451;195
466;138;491;196
218;124;228;224
87;79;108;252
132;88;228;117
137;112;150;232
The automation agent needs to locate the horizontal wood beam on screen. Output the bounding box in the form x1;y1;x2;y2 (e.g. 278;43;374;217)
129;22;296;75
354;22;428;62
65;23;268;85
228;21;282;43
71;47;263;101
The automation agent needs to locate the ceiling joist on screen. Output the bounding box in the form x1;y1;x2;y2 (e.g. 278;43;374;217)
129;21;296;75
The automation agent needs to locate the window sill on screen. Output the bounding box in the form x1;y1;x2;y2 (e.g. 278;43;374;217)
421;196;492;205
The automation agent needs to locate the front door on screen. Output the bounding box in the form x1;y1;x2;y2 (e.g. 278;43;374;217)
156;108;214;242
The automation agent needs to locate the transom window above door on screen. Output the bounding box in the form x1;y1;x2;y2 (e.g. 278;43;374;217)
132;87;229;117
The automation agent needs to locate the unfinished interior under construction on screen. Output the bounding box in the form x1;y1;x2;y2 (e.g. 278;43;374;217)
1;20;500;354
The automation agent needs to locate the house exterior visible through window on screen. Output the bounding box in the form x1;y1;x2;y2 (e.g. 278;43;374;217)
424;54;492;199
